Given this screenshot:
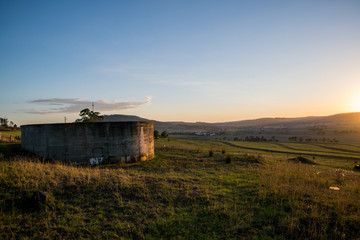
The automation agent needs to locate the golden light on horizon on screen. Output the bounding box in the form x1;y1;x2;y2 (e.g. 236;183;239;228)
354;95;360;112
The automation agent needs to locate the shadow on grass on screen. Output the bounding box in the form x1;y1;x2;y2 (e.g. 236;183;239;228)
0;142;29;158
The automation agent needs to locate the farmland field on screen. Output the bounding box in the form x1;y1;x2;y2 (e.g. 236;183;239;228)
1;138;360;239
0;128;21;143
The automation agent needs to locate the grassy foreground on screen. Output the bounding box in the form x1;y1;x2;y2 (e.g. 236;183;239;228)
1;139;360;239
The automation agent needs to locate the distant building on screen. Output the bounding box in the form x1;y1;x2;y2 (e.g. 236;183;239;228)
195;132;216;136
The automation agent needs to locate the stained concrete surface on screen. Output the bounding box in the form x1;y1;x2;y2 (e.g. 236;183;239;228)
21;122;154;165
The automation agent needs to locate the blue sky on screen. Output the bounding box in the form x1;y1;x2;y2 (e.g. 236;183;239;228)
1;0;360;125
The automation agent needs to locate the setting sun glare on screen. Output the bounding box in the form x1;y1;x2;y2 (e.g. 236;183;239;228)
354;95;360;112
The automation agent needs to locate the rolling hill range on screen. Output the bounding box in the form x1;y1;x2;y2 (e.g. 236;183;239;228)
103;112;360;133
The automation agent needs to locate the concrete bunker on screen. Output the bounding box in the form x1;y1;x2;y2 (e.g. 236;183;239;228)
21;121;154;165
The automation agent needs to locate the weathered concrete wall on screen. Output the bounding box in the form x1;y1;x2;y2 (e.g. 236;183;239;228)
21;122;154;165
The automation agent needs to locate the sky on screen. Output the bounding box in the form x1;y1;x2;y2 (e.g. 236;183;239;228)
1;0;360;125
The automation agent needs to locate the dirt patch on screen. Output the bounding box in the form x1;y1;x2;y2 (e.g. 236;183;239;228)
288;156;317;165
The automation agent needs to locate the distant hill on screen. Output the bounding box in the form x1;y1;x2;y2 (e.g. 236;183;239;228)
103;114;150;122
102;112;360;133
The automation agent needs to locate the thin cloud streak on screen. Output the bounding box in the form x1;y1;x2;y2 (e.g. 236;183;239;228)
97;65;214;87
26;97;152;114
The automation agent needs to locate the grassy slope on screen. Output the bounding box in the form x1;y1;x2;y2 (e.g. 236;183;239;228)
220;141;360;162
1;139;360;239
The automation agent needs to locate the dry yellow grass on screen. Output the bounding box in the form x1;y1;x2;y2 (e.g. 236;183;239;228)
259;160;360;239
1;139;360;239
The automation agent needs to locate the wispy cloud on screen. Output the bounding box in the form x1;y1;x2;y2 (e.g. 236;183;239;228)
26;97;152;114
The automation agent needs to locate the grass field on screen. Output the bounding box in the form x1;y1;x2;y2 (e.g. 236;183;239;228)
0;129;21;143
1;138;360;239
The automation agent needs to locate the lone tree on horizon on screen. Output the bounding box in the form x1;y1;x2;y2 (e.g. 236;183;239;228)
75;108;105;123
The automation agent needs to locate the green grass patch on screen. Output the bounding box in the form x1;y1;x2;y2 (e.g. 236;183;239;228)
0;129;21;143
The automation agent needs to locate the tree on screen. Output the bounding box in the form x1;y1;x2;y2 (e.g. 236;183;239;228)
154;130;160;140
0;118;8;127
75;108;104;123
161;130;168;138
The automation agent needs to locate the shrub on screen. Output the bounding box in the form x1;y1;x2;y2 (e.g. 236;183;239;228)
161;131;169;138
225;155;231;164
154;130;160;140
209;149;214;157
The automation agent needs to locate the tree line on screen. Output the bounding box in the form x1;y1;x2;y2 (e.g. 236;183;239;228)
232;136;279;142
288;136;339;143
0;118;17;128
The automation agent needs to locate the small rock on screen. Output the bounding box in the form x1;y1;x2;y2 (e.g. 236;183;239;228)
329;186;340;191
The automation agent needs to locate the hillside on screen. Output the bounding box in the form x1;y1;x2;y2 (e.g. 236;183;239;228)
103;112;360;133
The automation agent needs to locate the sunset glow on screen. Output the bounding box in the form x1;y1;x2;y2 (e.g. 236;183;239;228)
355;95;360;112
1;1;360;125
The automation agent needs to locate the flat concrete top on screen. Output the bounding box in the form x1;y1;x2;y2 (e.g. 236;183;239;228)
21;121;153;127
